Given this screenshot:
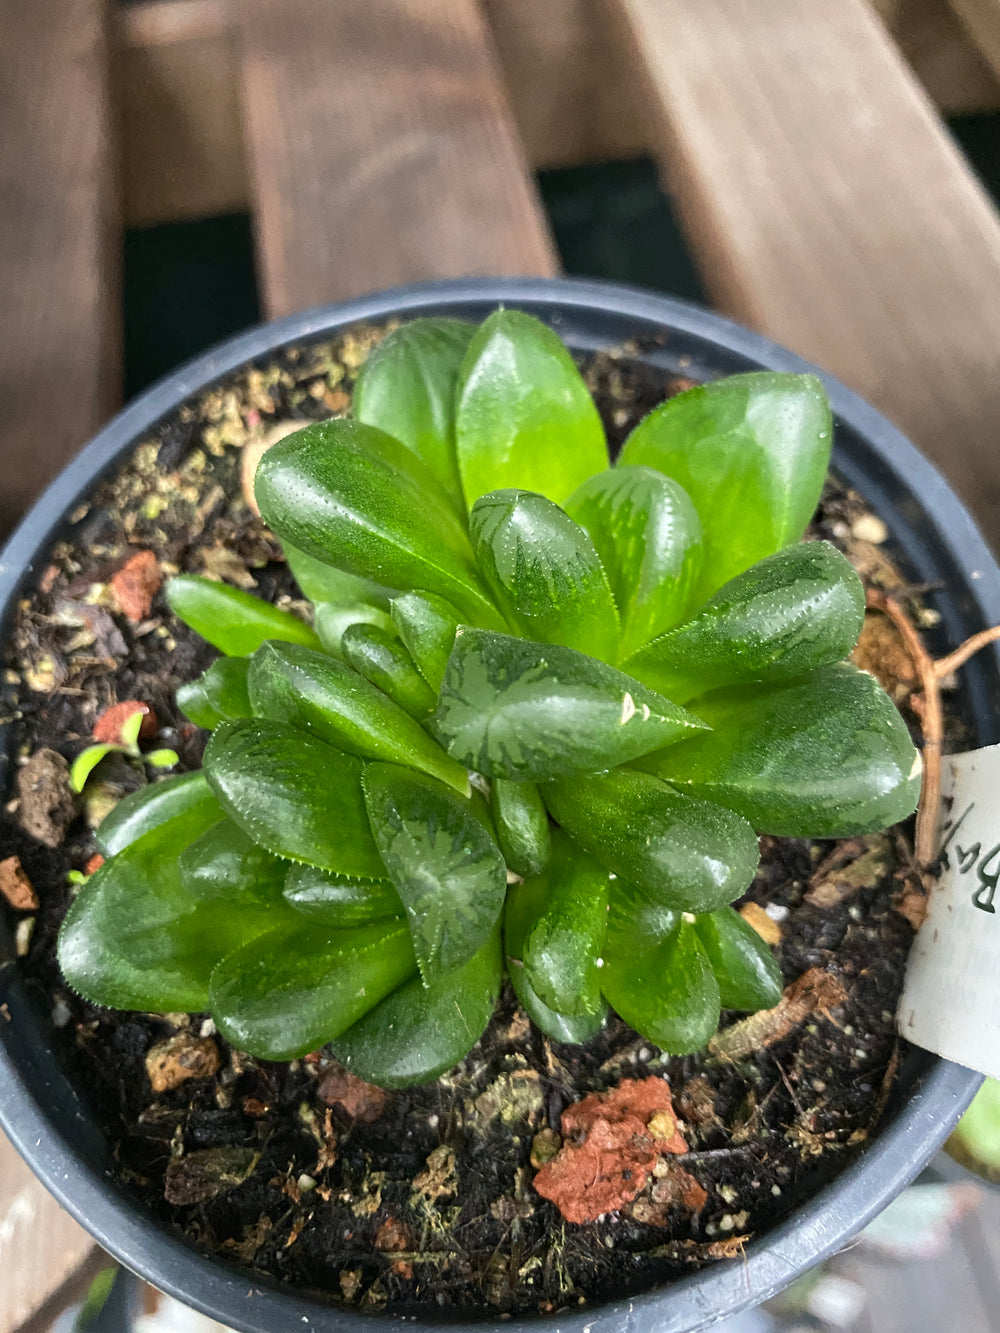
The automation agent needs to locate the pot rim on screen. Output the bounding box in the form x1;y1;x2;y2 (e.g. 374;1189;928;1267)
0;276;988;1333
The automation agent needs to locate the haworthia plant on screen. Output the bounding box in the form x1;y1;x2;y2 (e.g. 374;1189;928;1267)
58;310;920;1084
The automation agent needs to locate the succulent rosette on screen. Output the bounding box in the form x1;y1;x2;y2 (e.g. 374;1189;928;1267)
58;312;920;1086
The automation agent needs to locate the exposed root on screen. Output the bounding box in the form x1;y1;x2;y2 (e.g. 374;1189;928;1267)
864;591;1000;869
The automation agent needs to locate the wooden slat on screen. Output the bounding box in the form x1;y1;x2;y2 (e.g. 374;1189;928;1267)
0;1135;96;1333
949;0;1000;76
483;0;648;169
236;0;559;318
0;0;120;537
115;0;248;228
891;0;1000;113
612;0;1000;547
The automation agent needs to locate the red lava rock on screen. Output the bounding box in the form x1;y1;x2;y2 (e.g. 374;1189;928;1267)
93;701;158;746
533;1078;688;1225
374;1216;414;1278
651;1161;709;1212
0;856;39;910
317;1066;387;1123
373;1216;413;1254
112;549;162;621
84;853;105;875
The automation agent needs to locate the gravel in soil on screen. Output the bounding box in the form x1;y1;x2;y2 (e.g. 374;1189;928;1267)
0;326;953;1316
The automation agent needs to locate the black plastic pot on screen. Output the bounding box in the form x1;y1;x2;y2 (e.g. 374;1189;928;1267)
0;278;991;1332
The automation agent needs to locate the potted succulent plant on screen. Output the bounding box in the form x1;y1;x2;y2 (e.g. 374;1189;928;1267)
0;279;991;1333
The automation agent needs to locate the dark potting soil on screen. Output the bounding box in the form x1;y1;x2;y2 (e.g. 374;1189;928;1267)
0;326;953;1317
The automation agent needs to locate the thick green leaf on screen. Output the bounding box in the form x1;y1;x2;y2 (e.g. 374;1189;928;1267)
208;918;417;1061
203;719;384;876
434;628;706;781
490;778;551;878
504;880;607;1043
95;771;222;858
565;466;703;658
619;372;832;599
314;601;396;658
282;863;403;925
176;657;253;729
248;640;468;793
455;309;608;508
694;908;783;1011
284;541;393;609
624;541;865;702
602;915;721;1054
59;820;286;1011
637;663;922;836
331;926;502;1087
469;490;619;660
353;317;474;511
179;818;288;906
341;623;437;720
545;769;760;913
166;574;321;655
254;418;496;623
390;591;462;690
362;763;506;984
521;833;609;1016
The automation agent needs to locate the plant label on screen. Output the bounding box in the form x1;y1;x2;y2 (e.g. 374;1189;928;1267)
900;745;1000;1077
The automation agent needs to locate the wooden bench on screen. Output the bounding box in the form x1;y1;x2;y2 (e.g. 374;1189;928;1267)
4;0;1000;1326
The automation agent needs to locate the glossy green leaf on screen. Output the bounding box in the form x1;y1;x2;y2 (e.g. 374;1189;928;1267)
362;763;506;984
59;819;286;1011
469;490;619;660
602;915;721;1054
166;574;321;655
179;818;288;906
637;663;922;836
619;373;832;600
390;591;462;690
565;466;703;658
545;768;760;913
95;771;222;858
624;541;865;702
248;640;468;793
203;719;384;877
455;309;608;508
504;879;607;1043
313;601;396;658
208;918;417;1061
490;778;551;878
353;317;474;511
254;418;496;623
176;656;253;730
341;623;437;720
521;833;609;1016
694;908;783;1011
331;926;502;1087
434;628;706;781
282;863;403;925
284;541;393;609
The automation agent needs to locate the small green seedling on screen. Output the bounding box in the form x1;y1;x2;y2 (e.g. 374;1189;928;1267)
70;707;178;795
57;311;921;1087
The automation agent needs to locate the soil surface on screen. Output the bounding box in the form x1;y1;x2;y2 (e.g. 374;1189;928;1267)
0;326;957;1317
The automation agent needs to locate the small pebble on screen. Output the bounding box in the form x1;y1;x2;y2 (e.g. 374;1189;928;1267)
851;514;888;544
15;917;34;957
